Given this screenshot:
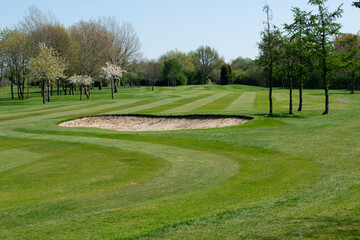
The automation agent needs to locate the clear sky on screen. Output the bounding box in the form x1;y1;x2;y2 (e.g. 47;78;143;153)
0;0;359;62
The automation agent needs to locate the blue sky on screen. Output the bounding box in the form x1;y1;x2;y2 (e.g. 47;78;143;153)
1;0;359;62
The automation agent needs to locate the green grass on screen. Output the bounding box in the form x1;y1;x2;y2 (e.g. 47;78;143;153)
0;85;359;239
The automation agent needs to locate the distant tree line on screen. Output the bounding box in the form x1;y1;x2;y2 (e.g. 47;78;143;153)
0;3;358;106
0;7;140;102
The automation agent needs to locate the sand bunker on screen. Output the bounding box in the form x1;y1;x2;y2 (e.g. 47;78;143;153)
59;115;249;132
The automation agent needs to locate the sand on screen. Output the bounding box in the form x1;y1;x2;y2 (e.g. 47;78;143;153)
59;115;249;132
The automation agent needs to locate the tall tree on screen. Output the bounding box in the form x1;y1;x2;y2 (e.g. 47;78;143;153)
284;7;312;112
145;60;162;91
277;35;297;115
334;33;360;94
18;6;58;35
193;46;221;84
163;58;185;87
220;64;233;85
69;20;113;80
29;43;66;103
0;29;31;100
307;0;343;114
256;4;281;116
99;17;141;70
29;25;71;95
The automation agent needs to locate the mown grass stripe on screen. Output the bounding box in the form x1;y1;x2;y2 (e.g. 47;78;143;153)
194;91;240;112
0;99;144;126
134;92;213;114
161;91;229;113
109;91;210;114
226;92;256;111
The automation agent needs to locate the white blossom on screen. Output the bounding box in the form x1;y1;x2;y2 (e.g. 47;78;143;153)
29;43;66;82
68;75;93;86
101;62;125;80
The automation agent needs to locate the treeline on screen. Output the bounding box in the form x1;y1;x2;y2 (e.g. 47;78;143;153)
0;7;141;101
0;6;266;102
257;0;359;115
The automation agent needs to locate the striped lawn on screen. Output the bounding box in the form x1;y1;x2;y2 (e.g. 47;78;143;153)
225;92;257;111
161;91;230;114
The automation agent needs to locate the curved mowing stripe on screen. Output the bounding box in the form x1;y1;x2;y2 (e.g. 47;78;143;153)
226;92;256;111
0;99;143;126
0;130;239;198
161;92;230;114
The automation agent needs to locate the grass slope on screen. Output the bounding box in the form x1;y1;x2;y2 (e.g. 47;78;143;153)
0;85;359;239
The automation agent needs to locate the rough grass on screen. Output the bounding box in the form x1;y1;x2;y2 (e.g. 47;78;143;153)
0;85;359;239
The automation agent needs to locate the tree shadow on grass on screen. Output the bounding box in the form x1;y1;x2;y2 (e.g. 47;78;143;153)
252;113;306;119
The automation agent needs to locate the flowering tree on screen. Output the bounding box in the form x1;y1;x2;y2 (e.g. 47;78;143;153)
101;62;125;99
68;75;93;100
29;43;66;103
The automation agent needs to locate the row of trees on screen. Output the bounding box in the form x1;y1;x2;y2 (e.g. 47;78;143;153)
0;6;241;101
0;7;139;102
257;0;359;115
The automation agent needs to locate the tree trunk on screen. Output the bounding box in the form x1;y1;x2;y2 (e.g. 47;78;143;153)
42;81;46;104
114;80;118;93
80;86;83;101
111;79;114;99
99;80;103;90
47;81;51;102
10;78;14;100
17;75;21;100
268;67;273;116
323;86;329;115
152;81;154;91
22;77;25;100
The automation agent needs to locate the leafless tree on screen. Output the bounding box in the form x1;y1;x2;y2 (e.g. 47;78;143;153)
69;20;113;79
99;17;141;70
18;6;58;35
145;60;162;91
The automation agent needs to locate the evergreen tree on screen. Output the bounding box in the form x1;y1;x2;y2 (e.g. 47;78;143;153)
284;7;312;112
220;64;232;85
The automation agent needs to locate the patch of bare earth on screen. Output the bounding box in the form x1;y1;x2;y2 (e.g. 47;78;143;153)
59;115;249;131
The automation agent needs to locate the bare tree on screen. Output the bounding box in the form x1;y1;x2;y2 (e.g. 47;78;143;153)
69;20;113;79
145;60;162;91
99;17;141;70
256;4;281;116
18;6;58;35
